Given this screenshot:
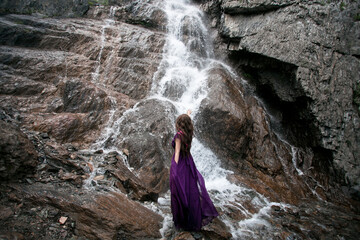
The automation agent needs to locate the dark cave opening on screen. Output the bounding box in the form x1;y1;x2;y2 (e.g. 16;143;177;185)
228;50;336;180
228;50;320;148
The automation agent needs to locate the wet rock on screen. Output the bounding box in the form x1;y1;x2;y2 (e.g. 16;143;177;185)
123;148;129;156
0;205;13;220
0;232;25;240
93;175;104;181
110;157;159;202
0;13;157;143
12;183;163;239
58;170;82;185
222;0;296;14
121;1;167;31
211;0;360;189
0;0;90;17
195;64;308;204
195;65;252;166
201;218;233;239
174;232;195;240
116;99;177;194
94;149;103;154
59;216;68;225
0;120;38;180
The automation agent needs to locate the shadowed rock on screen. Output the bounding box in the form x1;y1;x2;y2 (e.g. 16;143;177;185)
202;0;360;195
0;119;38;180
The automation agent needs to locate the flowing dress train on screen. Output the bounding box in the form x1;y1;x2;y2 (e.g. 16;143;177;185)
170;132;219;231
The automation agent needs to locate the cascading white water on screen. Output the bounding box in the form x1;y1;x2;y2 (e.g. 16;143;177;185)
150;0;291;239
84;1;296;238
83;7;133;190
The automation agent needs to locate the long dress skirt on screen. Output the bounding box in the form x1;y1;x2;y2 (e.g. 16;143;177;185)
170;132;219;231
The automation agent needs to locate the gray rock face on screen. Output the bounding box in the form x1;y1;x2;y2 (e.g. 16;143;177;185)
222;0;296;14
114;99;177;193
0;0;89;17
202;0;360;189
195;64;319;204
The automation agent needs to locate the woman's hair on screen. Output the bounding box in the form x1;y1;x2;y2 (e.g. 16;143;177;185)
175;114;194;154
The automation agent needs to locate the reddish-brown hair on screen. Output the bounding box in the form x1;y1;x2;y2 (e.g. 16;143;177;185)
175;114;194;154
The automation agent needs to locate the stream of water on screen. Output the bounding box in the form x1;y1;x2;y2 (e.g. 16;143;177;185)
85;1;297;239
147;0;292;238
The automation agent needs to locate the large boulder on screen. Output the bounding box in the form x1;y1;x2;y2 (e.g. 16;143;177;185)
195;64;330;204
114;99;177;194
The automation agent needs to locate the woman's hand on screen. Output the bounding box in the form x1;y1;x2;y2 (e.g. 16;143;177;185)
187;109;192;116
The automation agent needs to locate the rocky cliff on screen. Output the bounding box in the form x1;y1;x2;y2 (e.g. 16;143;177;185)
200;0;360;192
0;0;359;239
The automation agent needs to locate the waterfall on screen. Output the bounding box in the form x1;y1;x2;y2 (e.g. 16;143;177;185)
150;0;290;239
84;1;295;238
83;7;133;190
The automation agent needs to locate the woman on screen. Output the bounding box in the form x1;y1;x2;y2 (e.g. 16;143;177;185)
170;110;218;231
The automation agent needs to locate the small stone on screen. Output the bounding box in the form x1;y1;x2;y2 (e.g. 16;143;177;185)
108;151;118;156
40;132;49;139
26;178;33;184
59;216;68;225
93;175;105;181
123;149;129;156
81;174;89;179
272;205;281;211
87;162;94;172
49;226;57;231
38;163;48;171
70;154;77;160
174;232;195;240
94;149;103;154
66;144;78;152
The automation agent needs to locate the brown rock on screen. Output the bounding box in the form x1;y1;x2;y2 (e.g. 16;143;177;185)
111;160;159;202
0;205;13;220
123;148;129;157
15;183;163;239
0;120;38;180
87;162;94;173
202;218;233;240
174;232;195;240
59;216;68;225
93;175;104;181
0;232;25;240
116;99;176;194
195;65;311;204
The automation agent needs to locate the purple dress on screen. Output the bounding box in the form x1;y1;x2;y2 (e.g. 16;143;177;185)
170;132;219;231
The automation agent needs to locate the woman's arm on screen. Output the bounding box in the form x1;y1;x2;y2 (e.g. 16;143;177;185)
174;138;181;164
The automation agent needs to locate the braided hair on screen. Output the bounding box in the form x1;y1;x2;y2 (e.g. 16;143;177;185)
175;114;194;155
